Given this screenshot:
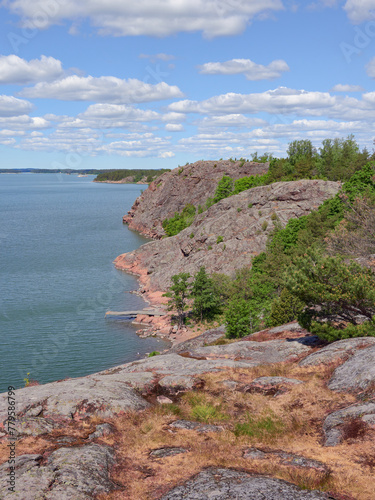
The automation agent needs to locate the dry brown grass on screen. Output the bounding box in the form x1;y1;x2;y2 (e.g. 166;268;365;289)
2;362;374;500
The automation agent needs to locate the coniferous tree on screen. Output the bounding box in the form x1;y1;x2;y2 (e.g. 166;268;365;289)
191;266;221;321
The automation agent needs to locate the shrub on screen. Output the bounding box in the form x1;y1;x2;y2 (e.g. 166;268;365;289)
225;298;252;338
216;235;224;244
262;221;268;231
148;351;160;357
213;175;234;203
269;288;305;327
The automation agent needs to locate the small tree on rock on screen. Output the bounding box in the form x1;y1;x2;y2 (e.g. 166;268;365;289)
191;266;221;322
163;273;191;328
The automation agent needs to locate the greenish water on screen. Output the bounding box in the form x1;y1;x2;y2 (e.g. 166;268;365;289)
0;173;169;392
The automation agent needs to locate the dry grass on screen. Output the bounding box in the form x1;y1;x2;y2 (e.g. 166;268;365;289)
2;362;374;499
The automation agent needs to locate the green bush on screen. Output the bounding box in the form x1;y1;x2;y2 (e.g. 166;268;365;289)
162;204;196;236
269;288;305;327
216;236;224;244
148;351;160;357
213;176;234;203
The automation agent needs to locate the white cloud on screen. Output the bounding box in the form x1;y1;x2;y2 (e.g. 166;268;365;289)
169;87;375;121
79;104;160;121
19;75;183;103
3;0;284;37
331;83;364;91
344;0;375;23
0;95;33;117
366;56;375;77
165;123;184;131
198;58;289;80
160;112;186;122
159;151;175;158
197;114;268;129
0;55;63;84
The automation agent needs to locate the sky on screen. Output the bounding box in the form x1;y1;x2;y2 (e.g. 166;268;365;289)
0;0;375;170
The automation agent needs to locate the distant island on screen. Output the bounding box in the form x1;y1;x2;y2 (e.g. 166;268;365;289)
93;168;170;184
0;168;170;185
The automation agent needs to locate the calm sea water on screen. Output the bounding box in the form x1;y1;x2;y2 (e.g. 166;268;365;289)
0;173;169;392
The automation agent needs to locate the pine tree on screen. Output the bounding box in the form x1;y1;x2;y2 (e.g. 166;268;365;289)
163;273;191;328
191;266;221;322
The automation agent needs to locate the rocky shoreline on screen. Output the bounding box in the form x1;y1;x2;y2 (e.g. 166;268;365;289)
1;323;375;498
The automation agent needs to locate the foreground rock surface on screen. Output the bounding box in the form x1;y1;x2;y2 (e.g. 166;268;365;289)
115;180;340;293
123;160;269;238
300;337;375;367
328;344;375;393
160;467;332;499
0;444;116;499
323;401;375;447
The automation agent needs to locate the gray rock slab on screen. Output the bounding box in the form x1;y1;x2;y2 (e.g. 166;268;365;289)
323;401;375;446
242;377;303;396
185;339;312;364
243;448;328;472
0;454;53;500
88;423;115;440
0;374;151;430
300;337;375;367
328;344;375;393
160;467;332;499
169;420;223;433
167;325;227;354
158;374;198;393
14;416;56;436
250;376;303;387
0;445;117;499
149;447;188;458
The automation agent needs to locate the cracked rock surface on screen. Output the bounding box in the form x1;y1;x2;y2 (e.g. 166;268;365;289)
159;467;333;499
0;444;116;499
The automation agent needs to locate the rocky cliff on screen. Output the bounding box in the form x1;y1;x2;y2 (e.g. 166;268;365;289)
115;179;341;294
123;159;269;238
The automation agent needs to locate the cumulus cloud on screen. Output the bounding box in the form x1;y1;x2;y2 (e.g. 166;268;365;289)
0;55;63;84
3;0;284;37
197;114;268;129
19;75;184;103
165;123;184;131
0;95;33;116
0;115;50;129
79;103;160;121
169;87;375;121
344;0;375;23
198;58;290;80
331;83;364;91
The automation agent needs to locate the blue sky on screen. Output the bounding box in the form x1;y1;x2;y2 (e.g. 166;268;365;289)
0;0;375;170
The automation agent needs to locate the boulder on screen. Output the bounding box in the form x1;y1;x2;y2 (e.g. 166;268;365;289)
328;344;375;393
169;420;223;433
159;467;332;499
300;337;375;367
323;402;375;446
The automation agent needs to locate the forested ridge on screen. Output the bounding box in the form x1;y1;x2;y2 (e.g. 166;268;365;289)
163;136;375;342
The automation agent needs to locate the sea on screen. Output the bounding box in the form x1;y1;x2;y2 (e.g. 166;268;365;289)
0;173;169;393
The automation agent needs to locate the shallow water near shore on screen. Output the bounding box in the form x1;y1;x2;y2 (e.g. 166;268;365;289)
0;173;169;392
